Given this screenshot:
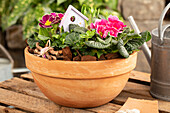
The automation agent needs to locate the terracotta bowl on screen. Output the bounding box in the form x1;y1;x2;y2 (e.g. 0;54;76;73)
25;47;137;108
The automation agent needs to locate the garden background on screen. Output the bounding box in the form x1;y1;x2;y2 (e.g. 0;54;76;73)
0;0;169;73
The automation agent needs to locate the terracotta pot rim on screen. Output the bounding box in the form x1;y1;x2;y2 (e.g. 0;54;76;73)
25;47;137;79
32;70;131;80
25;47;137;63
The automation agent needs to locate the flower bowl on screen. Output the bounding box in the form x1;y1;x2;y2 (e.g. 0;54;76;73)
25;47;137;108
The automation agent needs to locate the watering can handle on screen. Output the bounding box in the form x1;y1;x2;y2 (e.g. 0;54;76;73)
158;3;170;43
0;44;14;68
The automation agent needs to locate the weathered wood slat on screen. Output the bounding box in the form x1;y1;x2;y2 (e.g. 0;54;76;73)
0;77;47;99
113;82;170;113
124;82;151;97
20;73;33;80
0;105;26;113
0;88;60;113
130;70;150;82
0;78;122;113
0;88;93;113
87;103;121;113
20;70;151;83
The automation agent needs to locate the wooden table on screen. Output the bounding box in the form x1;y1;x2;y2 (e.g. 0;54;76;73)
0;71;169;113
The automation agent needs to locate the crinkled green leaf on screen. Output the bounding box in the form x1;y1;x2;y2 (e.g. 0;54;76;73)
69;24;80;32
111;39;118;45
117;39;129;58
125;31;151;53
140;31;151;42
97;37;112;45
125;38;145;51
123;33;141;45
27;38;38;49
85;41;111;49
65;32;80;45
118;46;129;58
74;27;87;34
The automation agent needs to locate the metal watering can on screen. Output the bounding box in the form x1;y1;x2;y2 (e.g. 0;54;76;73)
0;44;14;82
128;3;170;101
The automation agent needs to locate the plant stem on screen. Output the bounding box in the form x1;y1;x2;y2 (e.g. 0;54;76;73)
76;49;82;57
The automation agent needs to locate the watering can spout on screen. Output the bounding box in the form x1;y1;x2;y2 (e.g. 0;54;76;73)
128;16;151;67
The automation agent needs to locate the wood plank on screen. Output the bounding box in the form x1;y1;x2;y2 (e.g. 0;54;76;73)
87;103;121;113
0;105;26;113
20;73;33;80
0;88;93;113
20;70;151;83
0;78;121;113
124;82;151;97
130;70;150;82
59;107;93;113
0;77;47;99
113;81;170;113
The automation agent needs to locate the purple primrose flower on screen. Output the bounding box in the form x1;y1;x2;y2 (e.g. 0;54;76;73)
39;13;63;28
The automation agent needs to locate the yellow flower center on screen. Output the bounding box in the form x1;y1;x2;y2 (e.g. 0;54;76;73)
45;20;52;26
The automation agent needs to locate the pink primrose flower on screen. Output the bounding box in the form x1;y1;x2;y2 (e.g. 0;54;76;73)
90;15;126;38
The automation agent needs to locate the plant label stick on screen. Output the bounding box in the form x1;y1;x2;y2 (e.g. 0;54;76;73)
59;5;89;32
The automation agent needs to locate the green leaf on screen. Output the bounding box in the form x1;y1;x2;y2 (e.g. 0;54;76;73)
140;31;151;42
118;46;129;58
111;39;118;45
69;24;80;32
123;27;131;33
85;41;111;49
97;50;103;58
125;38;145;51
123;33;141;45
117;39;129;58
27;38;38;49
97;37;112;45
52;40;61;47
80;34;87;38
59;45;67;49
74;27;87;34
57;0;67;5
38;35;50;40
65;32;80;45
86;30;95;37
39;27;50;37
52;34;60;39
127;33;141;38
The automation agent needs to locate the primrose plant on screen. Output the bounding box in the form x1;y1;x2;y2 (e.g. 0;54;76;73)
27;6;151;61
